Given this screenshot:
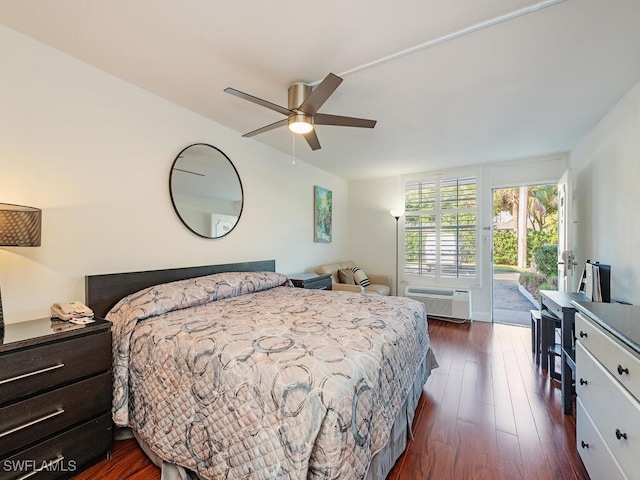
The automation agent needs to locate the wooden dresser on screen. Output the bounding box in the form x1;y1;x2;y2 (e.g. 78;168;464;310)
573;301;640;480
0;317;112;479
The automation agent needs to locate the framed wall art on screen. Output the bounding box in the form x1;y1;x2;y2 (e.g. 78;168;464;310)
314;186;332;243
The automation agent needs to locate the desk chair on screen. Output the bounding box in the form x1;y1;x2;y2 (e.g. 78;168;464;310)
540;309;561;381
530;309;541;363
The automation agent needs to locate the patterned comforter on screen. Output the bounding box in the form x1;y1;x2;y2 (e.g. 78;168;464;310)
107;271;434;479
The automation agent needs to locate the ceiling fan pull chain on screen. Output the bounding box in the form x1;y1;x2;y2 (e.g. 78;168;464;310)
292;132;296;165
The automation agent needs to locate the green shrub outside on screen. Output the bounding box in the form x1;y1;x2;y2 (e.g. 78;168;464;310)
527;225;558;264
493;231;517;265
532;244;558;277
493;223;558;268
519;271;547;301
517;249;559;299
519;271;545;289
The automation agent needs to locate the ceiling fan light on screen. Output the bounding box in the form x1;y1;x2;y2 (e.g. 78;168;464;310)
288;114;313;134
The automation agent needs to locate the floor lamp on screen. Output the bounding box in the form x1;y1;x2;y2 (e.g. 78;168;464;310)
390;209;404;295
0;203;42;332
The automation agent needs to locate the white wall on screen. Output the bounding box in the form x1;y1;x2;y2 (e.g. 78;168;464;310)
0;26;348;323
570;79;640;304
347;176;401;291
348;154;567;321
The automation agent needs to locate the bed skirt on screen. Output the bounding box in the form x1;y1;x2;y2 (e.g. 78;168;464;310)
121;347;438;480
365;347;437;480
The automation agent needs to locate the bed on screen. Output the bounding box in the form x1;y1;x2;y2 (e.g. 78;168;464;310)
85;260;437;480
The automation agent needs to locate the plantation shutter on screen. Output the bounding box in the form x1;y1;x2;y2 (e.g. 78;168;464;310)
404;175;477;279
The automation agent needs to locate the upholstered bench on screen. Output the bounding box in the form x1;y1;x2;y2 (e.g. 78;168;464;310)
315;261;391;295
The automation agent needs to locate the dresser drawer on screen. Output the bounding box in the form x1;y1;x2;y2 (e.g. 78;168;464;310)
576;312;640;400
0;373;111;457
577;341;640;477
0;331;111;405
0;413;112;480
576;397;626;480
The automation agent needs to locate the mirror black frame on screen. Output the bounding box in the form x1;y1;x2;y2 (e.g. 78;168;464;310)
169;143;244;239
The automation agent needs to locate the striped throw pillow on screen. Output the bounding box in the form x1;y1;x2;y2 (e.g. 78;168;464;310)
352;267;371;288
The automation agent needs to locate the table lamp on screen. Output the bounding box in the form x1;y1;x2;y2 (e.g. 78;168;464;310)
0;203;42;332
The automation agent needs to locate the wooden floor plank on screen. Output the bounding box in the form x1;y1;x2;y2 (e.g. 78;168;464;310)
472;401;499;480
457;360;479;424
73;319;589;480
496;430;525;480
492;352;518;435
452;420;477;480
430;368;464;447
72;439;159;480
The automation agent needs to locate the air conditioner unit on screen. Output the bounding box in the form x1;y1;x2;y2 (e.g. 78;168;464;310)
405;286;472;322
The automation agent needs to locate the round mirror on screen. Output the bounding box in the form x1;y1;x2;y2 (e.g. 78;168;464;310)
170;143;243;238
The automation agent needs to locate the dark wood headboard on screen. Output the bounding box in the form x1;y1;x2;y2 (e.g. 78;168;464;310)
85;259;276;318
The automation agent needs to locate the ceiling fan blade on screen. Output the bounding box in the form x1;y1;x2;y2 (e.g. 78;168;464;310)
224;87;292;116
242;118;288;137
297;73;343;115
314;113;377;129
303;129;321;150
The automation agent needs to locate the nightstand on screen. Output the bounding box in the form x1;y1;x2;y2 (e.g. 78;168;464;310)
0;317;112;479
288;272;332;290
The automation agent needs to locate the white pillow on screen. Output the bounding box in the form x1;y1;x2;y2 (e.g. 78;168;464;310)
351;267;371;287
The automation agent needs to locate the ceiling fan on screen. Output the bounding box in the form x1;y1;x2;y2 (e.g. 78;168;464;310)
224;73;376;151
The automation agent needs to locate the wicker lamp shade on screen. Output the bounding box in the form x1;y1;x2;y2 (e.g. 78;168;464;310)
0;203;42;331
0;203;42;247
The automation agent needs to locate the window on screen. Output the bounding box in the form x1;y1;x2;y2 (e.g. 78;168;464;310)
404;175;477;279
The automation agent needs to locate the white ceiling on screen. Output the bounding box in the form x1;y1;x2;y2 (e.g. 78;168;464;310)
1;0;639;180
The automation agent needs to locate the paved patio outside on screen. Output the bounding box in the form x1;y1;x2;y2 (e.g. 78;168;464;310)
493;270;538;327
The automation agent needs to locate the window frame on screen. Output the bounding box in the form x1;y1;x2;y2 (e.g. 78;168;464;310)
401;170;480;287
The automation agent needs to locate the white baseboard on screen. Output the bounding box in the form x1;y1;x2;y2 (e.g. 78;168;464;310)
472;312;492;322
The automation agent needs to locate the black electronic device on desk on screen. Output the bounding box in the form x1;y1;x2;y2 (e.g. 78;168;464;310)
578;260;611;303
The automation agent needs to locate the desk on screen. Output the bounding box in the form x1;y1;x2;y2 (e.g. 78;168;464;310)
539;290;590;415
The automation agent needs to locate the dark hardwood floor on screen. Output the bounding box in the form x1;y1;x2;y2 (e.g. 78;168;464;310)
73;319;589;480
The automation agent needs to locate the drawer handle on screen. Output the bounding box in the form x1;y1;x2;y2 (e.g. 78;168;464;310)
579;331;588;338
16;455;65;480
0;363;65;385
617;365;629;375
579;378;588;385
615;429;628;440
580;441;589;449
0;408;65;438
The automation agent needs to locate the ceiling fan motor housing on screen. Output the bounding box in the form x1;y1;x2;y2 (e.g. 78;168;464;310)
287;83;314;133
288;83;311;111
